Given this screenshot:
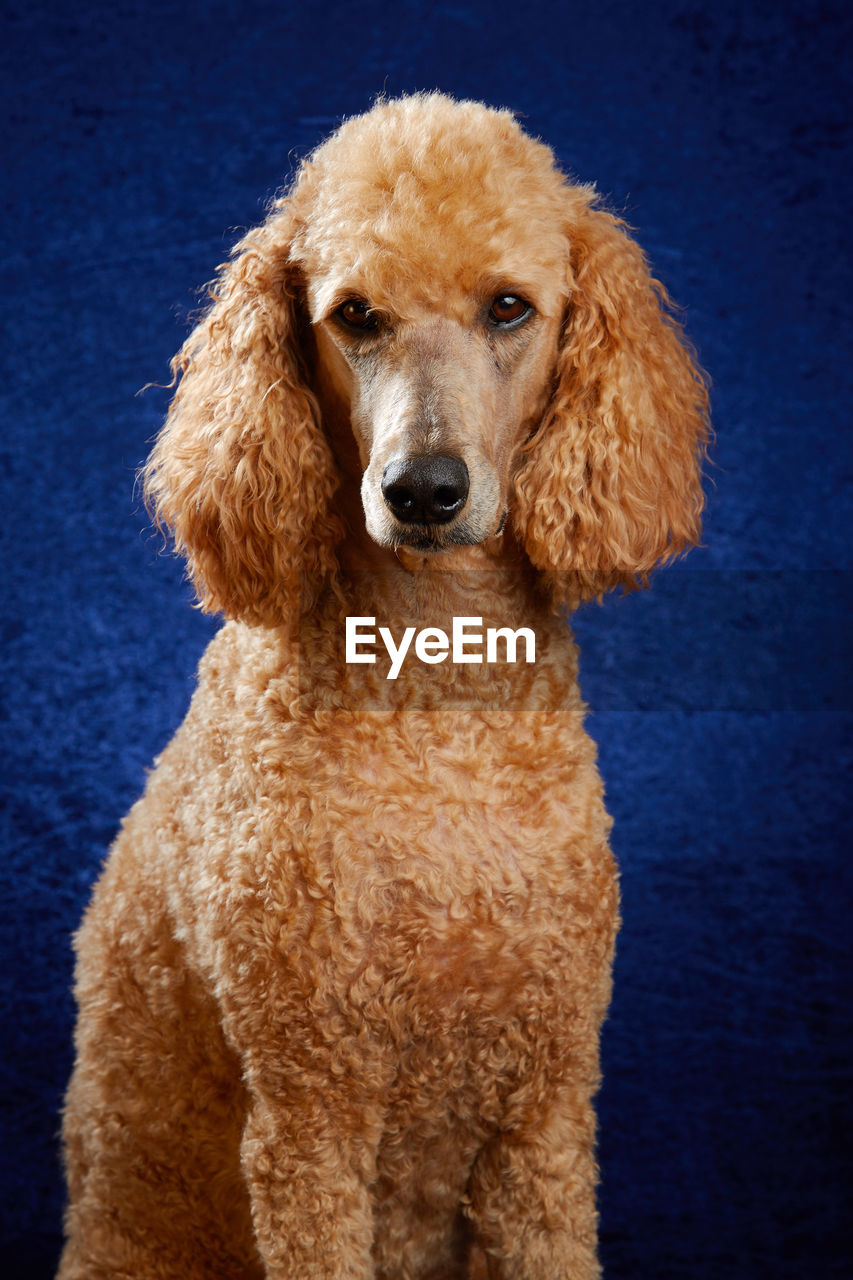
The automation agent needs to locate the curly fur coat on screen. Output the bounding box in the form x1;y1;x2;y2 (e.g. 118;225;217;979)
59;94;708;1279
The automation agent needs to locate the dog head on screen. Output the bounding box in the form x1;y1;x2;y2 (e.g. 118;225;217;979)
288;95;570;557
145;94;708;621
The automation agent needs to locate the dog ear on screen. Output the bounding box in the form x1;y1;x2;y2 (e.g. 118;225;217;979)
142;204;342;624
513;197;709;607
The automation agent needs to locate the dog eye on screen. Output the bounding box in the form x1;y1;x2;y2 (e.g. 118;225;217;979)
488;294;532;327
336;298;380;332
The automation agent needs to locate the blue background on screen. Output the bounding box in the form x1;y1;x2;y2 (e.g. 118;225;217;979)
2;1;851;1275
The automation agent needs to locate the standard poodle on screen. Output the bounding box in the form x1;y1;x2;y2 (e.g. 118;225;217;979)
59;93;708;1279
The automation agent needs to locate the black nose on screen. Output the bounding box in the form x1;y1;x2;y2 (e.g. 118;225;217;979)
381;455;470;525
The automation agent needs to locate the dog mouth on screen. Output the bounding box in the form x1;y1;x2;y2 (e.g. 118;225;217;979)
398;535;444;552
394;526;471;553
391;507;507;553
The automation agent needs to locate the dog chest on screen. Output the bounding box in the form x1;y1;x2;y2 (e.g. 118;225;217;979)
261;737;617;1064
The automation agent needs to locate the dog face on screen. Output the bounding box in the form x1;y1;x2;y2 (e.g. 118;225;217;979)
309;260;566;552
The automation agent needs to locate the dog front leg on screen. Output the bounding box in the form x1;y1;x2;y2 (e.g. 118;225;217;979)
240;1080;379;1280
465;1085;602;1280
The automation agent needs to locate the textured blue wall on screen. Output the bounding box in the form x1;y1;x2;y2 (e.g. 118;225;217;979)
2;2;850;1275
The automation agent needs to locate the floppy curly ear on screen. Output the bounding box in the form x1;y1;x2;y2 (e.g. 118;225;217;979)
142;204;342;624
513;196;709;607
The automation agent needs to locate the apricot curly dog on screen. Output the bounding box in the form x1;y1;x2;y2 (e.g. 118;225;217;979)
59;93;708;1279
